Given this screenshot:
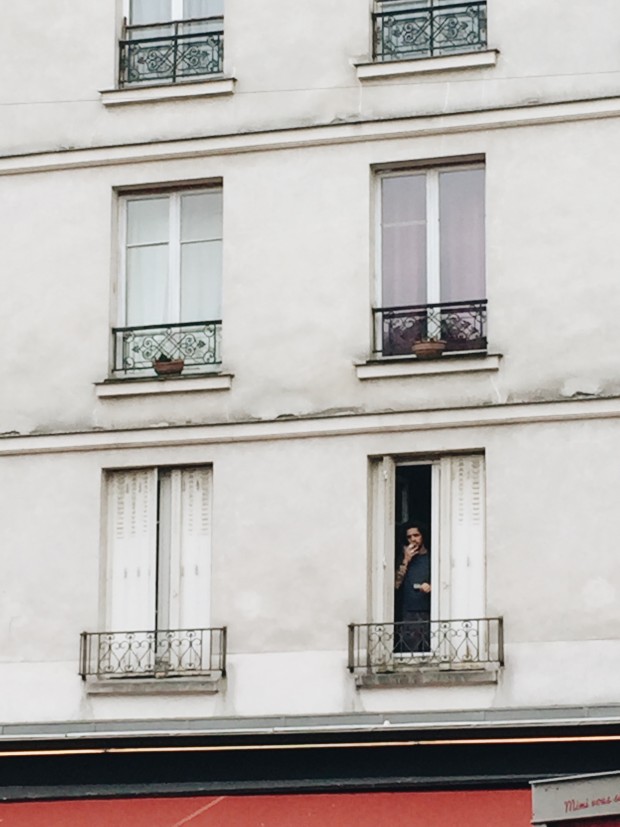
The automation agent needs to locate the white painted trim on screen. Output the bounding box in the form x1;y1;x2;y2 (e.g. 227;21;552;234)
85;676;220;694
355;49;499;81
4;394;620;456
426;169;440;304
100;76;235;106
95;373;233;397
355;353;500;379
3;96;620;176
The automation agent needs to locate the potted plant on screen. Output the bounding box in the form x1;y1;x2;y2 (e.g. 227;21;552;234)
412;337;446;359
152;353;185;376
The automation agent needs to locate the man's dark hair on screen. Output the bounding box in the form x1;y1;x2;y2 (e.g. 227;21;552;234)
404;520;429;547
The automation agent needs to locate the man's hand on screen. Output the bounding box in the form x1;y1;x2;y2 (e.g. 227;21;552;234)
419;582;431;593
403;544;419;563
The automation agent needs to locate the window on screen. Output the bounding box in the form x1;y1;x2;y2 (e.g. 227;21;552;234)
373;0;487;63
348;454;503;681
113;188;223;377
80;467;226;680
374;164;487;358
120;0;225;87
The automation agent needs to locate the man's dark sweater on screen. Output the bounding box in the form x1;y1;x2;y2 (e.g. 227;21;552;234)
401;552;431;613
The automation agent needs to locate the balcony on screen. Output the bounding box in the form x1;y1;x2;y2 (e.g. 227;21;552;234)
373;0;487;62
348;617;503;686
119;17;224;87
112;320;221;377
373;299;487;358
79;627;227;680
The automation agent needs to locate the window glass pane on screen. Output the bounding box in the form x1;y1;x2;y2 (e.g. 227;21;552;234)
130;0;172;24
127;198;169;246
181;191;223;243
180;241;222;321
381;174;427;307
184;0;223;18
439;168;485;302
126;245;170;326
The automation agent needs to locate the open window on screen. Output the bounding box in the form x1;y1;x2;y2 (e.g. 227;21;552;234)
80;467;226;682
349;453;502;682
374;163;487;359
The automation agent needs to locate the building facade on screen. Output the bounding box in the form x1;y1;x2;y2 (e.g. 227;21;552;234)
1;0;620;822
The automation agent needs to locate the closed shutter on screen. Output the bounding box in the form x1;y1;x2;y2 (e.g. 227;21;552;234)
107;469;157;631
166;467;212;629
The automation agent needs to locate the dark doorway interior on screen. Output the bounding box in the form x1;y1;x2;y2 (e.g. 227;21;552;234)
394;464;432;624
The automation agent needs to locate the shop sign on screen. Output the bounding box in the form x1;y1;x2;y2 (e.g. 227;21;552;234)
532;773;620;823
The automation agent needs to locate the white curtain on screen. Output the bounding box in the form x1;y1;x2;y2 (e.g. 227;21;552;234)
439;168;485;303
180;191;223;322
184;0;223;18
130;0;171;24
381;174;427;307
125;198;170;326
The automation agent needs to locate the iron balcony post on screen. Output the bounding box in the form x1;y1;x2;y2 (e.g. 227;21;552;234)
221;626;227;678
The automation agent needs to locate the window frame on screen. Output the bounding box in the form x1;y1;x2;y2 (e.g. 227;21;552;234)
116;185;223;330
125;0;224;25
369;452;486;627
374;161;485;311
102;465;214;634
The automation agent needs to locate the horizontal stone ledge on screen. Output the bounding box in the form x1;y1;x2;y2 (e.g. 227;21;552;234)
355;49;499;82
355;353;501;380
100;76;235;106
95;373;233;398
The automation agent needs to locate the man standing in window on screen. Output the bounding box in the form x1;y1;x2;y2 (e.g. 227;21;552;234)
395;523;431;653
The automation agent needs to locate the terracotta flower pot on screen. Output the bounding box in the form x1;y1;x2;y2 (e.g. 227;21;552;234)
412;340;446;360
153;358;185;376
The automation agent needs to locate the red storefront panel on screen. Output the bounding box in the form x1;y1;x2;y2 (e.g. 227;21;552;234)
0;789;530;826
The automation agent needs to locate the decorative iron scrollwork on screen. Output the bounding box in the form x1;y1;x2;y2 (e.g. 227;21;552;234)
79;627;227;679
119;18;224;86
373;1;487;62
112;320;222;375
374;299;487;357
348;617;503;674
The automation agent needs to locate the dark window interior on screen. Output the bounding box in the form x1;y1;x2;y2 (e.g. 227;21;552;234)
394;464;432;623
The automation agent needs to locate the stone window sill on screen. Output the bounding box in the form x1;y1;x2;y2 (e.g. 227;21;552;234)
355;353;500;380
355;665;500;689
100;76;235;106
355;49;499;82
85;676;222;695
95;372;233;398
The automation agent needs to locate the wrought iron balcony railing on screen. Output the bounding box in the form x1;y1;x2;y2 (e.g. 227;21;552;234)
373;299;487;357
348;617;503;674
80;627;227;680
112;320;221;375
373;0;487;62
119;17;224;86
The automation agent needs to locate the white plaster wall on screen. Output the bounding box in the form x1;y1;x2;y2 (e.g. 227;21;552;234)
2;0;620;153
2;117;620;435
2;418;620;723
2;0;620;729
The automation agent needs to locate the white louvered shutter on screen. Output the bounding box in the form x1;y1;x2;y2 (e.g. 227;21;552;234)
439;456;485;620
107;469;157;631
167;468;212;629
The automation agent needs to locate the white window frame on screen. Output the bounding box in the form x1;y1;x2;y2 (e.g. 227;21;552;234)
369;453;486;626
117;187;223;329
374;162;485;310
125;0;223;24
104;466;213;634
